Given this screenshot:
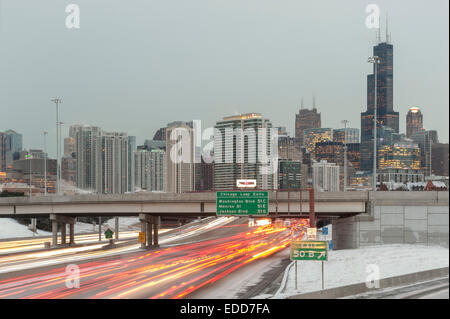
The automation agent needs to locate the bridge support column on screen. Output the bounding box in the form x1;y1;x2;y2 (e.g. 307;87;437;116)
69;223;75;245
139;214;160;249
115;217;119;240
140;220;146;249
50;214;76;247
61;223;66;245
153;216;160;247
52;220;58;247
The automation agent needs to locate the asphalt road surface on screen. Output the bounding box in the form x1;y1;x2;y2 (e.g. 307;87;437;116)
0;218;301;299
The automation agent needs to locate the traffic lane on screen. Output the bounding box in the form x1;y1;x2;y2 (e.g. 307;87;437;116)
0;231;142;255
0;223;291;299
0;219;238;278
0;228;178;271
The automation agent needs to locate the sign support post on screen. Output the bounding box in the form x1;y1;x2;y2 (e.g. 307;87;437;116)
290;240;327;291
322;261;324;290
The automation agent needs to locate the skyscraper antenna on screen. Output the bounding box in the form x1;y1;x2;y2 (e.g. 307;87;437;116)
312;96;316;109
301;97;304;109
377;16;382;44
385;13;388;43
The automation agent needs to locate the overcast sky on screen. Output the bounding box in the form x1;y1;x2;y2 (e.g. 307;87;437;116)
0;0;448;157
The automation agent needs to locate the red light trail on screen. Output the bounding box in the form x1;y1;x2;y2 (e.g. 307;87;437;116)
0;219;307;299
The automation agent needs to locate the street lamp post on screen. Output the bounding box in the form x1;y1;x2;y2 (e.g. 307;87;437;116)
43;131;48;195
341;120;349;192
368;56;381;213
58;121;64;193
26;153;32;198
51;98;63;195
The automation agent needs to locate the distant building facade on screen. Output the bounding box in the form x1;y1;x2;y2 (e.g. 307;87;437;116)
0;129;22;171
165;121;197;193
360;40;399;172
411;130;439;176
135;149;165;192
303;128;333;154
72;125;132;194
333;128;360;144
431;143;449;177
214;113;274;190
312;160;340;192
406;107;423;138
295;104;321;147
278;160;302;189
378;142;421;171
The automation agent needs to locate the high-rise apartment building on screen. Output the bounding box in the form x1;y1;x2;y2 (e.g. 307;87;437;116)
312;160;340;192
128;136;136;193
72;125;131;194
360;38;399;172
135;149;166;192
406;107;423;138
100;132;129;194
165;121;197;193
214;113;274;190
73;125;102;192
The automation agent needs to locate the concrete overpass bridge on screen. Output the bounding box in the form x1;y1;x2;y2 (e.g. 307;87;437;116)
1;191;447;250
0;191;368;218
0;190;368;248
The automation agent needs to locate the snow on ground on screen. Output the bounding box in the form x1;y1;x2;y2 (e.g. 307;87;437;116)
271;244;449;299
0;217;140;239
0;219;51;239
74;217;140;234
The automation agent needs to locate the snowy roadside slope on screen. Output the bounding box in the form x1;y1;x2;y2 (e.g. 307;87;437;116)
272;244;449;298
0;219;51;239
74;217;140;234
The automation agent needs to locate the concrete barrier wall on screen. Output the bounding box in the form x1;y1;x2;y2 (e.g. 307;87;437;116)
288;267;449;299
333;192;449;249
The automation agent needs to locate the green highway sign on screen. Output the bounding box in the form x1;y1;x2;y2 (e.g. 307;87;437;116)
290;241;328;261
104;228;114;239
216;191;269;216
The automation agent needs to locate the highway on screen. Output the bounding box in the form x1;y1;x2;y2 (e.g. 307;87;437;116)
0;218;304;299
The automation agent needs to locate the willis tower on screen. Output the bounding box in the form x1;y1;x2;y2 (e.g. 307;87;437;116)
360;28;399;172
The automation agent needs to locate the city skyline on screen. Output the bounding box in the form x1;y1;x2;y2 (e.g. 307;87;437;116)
0;0;448;158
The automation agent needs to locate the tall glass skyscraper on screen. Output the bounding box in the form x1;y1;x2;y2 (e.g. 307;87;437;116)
360;39;399;172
